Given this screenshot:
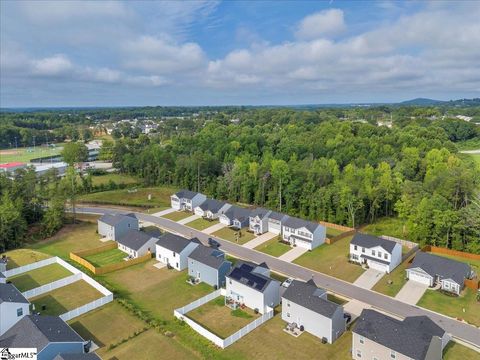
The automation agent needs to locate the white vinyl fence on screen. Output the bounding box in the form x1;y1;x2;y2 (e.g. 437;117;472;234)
4;257;57;278
23;273;82;299
174;288;274;348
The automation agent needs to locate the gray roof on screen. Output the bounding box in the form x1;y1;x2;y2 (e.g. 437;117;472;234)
351;233;397;253
0;315;84;350
0;283;29;304
354;309;445;360
268;211;289;221
188;245;231;270
98;213;137;226
226;261;276;292
197;199;228;213
116;229;156;251
0;273;5;279
408;252;471;285
282;280;341;318
223;206;251;222
54;354;101;360
174;189;202;200
283;216;321;233
156;233;200;253
249;207;271;219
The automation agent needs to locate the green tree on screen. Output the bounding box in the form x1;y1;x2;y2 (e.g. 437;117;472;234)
42;194;65;237
61;142;88;165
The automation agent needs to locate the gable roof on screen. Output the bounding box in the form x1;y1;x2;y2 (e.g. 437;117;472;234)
98;213;137;226
197;199;228;213
282;280;341;318
350;233;398;253
54;354;101;360
226;261;276;292
354;309;445;360
408;252;471;285
249;207;271;219
174;189;202;200
283;216;320;233
0;315;84;350
188;245;230;269
116;229;156;251
156;233;200;253
0;283;29;304
268;211;289;221
223;206;251;222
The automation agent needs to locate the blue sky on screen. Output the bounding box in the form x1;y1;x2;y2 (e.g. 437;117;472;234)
1;1;479;107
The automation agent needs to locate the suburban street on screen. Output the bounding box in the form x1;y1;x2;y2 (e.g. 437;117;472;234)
76;206;480;349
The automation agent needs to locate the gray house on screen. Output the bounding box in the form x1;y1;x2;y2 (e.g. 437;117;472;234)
267;212;289;235
282;280;345;344
282;217;326;250
406;252;472;295
219;206;251;229
0;283;30;336
0;315;89;360
352;309;450;360
187;245;232;288
156;233;200;271
171;190;207;211
249;208;272;235
97;213;139;241
194;199;231;220
116;229;157;258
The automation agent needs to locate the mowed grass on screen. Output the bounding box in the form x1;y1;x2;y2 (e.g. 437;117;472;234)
78;186;177;207
186;217;219;230
84;248;126;267
91;173;139;186
372;255;415;297
30;280;104;316
212;227;256;245
2;249;51;269
293;235;365;283
362;217;408;240
8;263;72;292
187;297;260;338
326;227;345;238
443;341;480;360
417;288;480;327
162;211;194;222
255;236;291;257
0;144;64;163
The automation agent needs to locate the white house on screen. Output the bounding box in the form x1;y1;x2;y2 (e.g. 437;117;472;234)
97;213;139;241
406;252;472;295
349;233;402;273
155;233;200;271
266;212;289;235
225;261;280;314
249;208;272;235
282;217;326;250
170;190;207;211
194;199;231;220
219;206;251;229
282;280;345;344
0;283;30;336
116;229;157;258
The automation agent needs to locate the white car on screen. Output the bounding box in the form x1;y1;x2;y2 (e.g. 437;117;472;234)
282;278;294;288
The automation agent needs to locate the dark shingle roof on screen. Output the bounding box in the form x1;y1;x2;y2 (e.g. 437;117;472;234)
98;213;137;226
408;252;471;285
156;233;199;253
351;233;398;253
188;245;230;269
226;261;276;292
197;199;228;213
283;280;341;318
0;315;84;350
249;207;271;219
223;206;251;222
116;229;156;251
354;309;445;360
0;283;29;304
174;189;202;200
283;216;320;233
54;354;101;360
268;211;288;221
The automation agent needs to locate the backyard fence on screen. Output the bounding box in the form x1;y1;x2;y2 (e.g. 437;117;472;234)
3;257;57;278
23;273;82;299
318;221;353;232
422;245;480;260
464;278;479;291
326;229;356;244
381;235;418;249
60;293;114;321
73;242;117;257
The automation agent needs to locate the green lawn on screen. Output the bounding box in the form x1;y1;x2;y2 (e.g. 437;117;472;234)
470;153;480;166
2;249;51;270
294;235;365;283
0;143;64;163
372;255;414;297
186;217;219;230
212;227;256;245
30;280;104;316
91;173;139;187
255;236;291;257
8;263;72;292
326;227;345;238
443;341;480;360
417;288;480;326
84;248;126;267
363;217;407;240
162;211;194;222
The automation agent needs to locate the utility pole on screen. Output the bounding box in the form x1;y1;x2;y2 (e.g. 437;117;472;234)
197;162;200;193
279;177;282;212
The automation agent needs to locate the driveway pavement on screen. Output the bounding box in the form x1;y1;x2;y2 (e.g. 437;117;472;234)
177;214;200;225
343;299;371;319
353;268;384;290
152;208;176;217
243;232;277;249
395;280;429;305
278;246;308;262
202;222;227;234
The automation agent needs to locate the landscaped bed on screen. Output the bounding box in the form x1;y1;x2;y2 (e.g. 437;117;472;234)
8;263;72;292
186;297;261;339
84;248;127;267
255;236;291;257
161;211;195;222
212;227;256;245
186;217;219;230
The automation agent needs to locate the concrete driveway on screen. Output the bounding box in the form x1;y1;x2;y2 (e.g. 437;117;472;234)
395;280;429;305
243;232;277;249
278;247;308;262
152;208;176;217
177;214;199;225
353;268;384;290
202;222;227;235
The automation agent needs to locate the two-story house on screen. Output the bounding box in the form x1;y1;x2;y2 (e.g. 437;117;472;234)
97;213;139;241
219;206;251;229
194;199;231;220
155;233;200;271
282;217;326;250
349;233;402;273
248;208;272;235
116;229;158;258
0;283;30;336
170;190;207;212
266;211;289;235
187;245;232;288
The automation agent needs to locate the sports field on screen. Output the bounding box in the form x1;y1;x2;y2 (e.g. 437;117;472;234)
0;144;64;163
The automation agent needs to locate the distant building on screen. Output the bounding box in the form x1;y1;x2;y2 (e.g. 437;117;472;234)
0;162;27;174
97;213;139;241
171;190;207;212
456;115;473;122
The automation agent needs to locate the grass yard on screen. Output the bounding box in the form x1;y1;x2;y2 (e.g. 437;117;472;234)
0;143;64;163
2;249;51;269
363;217;407;240
186;217;219;231
211;227;256;245
372;255;414;297
293;236;365;283
443;341;480;360
162;211;194;222
187;297;260;338
78;186;176;208
326;227;345;238
84;248;126;267
30;280;104;316
91;173;139;187
8;263;72;292
255;236;291;257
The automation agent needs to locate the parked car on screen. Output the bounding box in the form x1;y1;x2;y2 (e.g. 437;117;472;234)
282;278;294;288
208;238;220;248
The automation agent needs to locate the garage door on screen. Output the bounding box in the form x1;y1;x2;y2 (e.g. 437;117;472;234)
368;261;388;273
268;222;281;234
408;271;432;286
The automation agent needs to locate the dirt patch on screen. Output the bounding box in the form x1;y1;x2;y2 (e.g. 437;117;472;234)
0;150;20;155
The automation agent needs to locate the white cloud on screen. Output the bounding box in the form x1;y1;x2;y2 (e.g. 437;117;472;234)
295;9;346;40
31;54;73;76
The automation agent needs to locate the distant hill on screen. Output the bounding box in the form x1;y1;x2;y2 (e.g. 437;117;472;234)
399;98;444;106
400;98;480;107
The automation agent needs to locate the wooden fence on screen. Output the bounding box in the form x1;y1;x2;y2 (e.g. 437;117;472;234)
464;278;479;291
318;221;354;232
422;246;480;260
326;229;356;244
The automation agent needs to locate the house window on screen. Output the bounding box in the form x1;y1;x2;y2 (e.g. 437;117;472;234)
378;251;382;258
384;253;388;260
372;250;376;256
17;308;23;317
359;336;364;344
287;313;290;317
354;245;358;251
390;351;396;359
356;350;362;358
128;223;131;228
229;280;232;285
173;252;176;257
287;302;290;307
362;248;365;253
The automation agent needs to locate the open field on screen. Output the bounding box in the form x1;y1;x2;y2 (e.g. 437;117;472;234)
91;173;139;187
255;236;291;257
0;144;64;163
8;263;72;292
2;249;51;269
84;248;126;267
30;280;104;316
362;217;407;240
78;186;177;208
443;341;480;360
187;297;260;338
212;227;256;245
372;255;414;297
293;235;365;283
470;153;480;166
162;211;194;222
186;217;219;230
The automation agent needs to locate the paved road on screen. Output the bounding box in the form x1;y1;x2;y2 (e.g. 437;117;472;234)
77;206;480;349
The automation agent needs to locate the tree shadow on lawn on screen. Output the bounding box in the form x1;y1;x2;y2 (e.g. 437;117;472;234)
69;321;105;347
32;295;68;316
9;274;40;292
